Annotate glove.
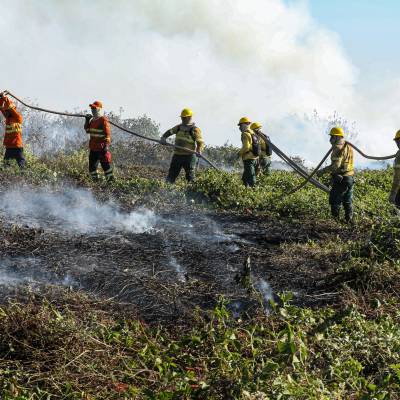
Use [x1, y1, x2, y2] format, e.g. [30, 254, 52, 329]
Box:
[85, 114, 92, 122]
[103, 143, 110, 153]
[160, 136, 167, 144]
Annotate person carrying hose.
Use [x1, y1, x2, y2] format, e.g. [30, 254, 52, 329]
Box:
[250, 122, 272, 176]
[84, 101, 114, 182]
[160, 108, 204, 184]
[0, 92, 25, 168]
[316, 127, 355, 223]
[238, 117, 259, 187]
[389, 130, 400, 208]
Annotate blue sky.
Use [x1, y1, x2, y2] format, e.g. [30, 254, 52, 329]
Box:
[309, 0, 400, 81]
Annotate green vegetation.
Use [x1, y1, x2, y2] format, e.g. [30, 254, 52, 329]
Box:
[0, 148, 399, 399]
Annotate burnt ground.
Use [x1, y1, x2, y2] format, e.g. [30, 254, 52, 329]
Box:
[0, 181, 348, 323]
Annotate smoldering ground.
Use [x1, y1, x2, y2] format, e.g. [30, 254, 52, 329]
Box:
[0, 184, 346, 321]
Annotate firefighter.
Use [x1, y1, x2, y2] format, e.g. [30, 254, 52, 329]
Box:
[0, 92, 25, 168]
[316, 127, 355, 222]
[160, 108, 204, 184]
[389, 130, 400, 208]
[250, 122, 272, 176]
[238, 117, 258, 187]
[84, 101, 114, 181]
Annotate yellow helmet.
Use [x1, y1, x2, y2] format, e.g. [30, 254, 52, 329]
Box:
[329, 127, 345, 137]
[180, 108, 193, 118]
[394, 130, 400, 141]
[238, 117, 251, 126]
[250, 122, 262, 130]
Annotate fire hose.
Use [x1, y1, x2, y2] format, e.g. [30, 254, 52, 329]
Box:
[4, 91, 219, 170]
[278, 142, 397, 197]
[257, 132, 330, 193]
[3, 91, 397, 196]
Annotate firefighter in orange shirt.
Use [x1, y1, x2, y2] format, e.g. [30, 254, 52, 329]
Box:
[0, 92, 26, 168]
[84, 101, 114, 181]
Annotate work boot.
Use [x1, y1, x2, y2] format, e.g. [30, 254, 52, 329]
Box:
[331, 206, 340, 221]
[344, 204, 353, 224]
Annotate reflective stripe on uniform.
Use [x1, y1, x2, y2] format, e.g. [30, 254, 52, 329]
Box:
[88, 128, 104, 132]
[88, 128, 105, 137]
[5, 123, 22, 133]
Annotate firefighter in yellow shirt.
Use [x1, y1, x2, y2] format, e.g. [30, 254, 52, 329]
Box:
[316, 127, 355, 222]
[161, 108, 204, 183]
[238, 117, 258, 187]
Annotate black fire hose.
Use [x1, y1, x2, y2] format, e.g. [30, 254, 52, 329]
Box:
[257, 132, 330, 193]
[347, 142, 396, 161]
[285, 148, 333, 196]
[5, 91, 219, 170]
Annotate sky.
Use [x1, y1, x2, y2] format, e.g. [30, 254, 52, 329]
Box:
[1, 0, 399, 164]
[309, 0, 400, 81]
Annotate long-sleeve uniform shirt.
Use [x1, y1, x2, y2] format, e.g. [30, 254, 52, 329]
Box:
[319, 141, 354, 176]
[162, 124, 204, 156]
[0, 98, 23, 148]
[390, 151, 400, 198]
[84, 116, 111, 152]
[239, 129, 258, 161]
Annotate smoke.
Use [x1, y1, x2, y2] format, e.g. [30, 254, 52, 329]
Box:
[1, 0, 398, 164]
[0, 187, 156, 234]
[0, 257, 77, 288]
[255, 278, 274, 312]
[168, 257, 187, 283]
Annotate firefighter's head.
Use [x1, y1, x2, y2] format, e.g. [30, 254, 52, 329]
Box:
[180, 108, 193, 125]
[89, 101, 103, 118]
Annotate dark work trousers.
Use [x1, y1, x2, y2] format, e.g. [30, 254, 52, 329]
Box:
[4, 148, 26, 168]
[396, 188, 400, 209]
[329, 175, 354, 221]
[89, 150, 114, 181]
[166, 154, 197, 183]
[242, 159, 257, 187]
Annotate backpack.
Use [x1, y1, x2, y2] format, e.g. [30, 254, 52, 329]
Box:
[251, 132, 261, 157]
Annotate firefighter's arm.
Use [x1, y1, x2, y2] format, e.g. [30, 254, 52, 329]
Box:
[84, 115, 92, 132]
[7, 107, 23, 123]
[317, 147, 342, 176]
[194, 127, 204, 153]
[0, 96, 18, 117]
[161, 126, 178, 143]
[329, 154, 343, 175]
[239, 132, 251, 156]
[104, 118, 111, 144]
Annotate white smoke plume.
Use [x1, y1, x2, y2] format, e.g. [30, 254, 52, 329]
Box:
[1, 0, 398, 164]
[0, 187, 156, 234]
[255, 278, 274, 312]
[0, 257, 77, 287]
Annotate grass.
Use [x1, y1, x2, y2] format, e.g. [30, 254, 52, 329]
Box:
[0, 148, 399, 399]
